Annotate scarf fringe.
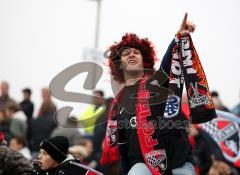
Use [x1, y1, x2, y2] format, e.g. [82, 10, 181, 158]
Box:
[100, 146, 119, 165]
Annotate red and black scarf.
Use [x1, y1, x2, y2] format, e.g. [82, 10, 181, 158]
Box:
[100, 34, 217, 174]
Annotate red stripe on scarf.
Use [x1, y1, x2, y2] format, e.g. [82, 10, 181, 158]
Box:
[136, 76, 164, 175]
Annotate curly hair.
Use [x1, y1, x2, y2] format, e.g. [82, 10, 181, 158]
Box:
[108, 33, 157, 83]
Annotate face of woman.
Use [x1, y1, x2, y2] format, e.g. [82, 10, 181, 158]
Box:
[38, 149, 58, 170]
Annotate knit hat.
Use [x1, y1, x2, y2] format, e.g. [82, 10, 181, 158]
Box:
[40, 136, 69, 163]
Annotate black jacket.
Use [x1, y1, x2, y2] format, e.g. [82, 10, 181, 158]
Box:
[32, 158, 94, 175]
[0, 142, 32, 175]
[19, 100, 34, 120]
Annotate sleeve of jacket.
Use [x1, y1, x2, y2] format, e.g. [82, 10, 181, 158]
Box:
[159, 38, 176, 76]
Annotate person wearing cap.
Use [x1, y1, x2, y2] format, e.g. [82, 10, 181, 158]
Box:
[33, 136, 102, 175]
[0, 132, 32, 175]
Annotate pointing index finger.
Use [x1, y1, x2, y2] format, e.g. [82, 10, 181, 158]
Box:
[181, 13, 188, 26]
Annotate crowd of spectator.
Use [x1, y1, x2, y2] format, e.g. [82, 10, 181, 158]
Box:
[0, 80, 240, 174]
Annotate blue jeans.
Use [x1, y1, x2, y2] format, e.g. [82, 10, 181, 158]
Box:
[128, 162, 195, 175]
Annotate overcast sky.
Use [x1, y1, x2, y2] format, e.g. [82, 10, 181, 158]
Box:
[0, 0, 239, 116]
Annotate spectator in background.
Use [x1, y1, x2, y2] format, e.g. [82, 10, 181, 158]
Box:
[50, 116, 84, 146]
[29, 101, 57, 157]
[9, 136, 32, 160]
[19, 88, 34, 150]
[32, 136, 99, 175]
[76, 139, 96, 169]
[69, 145, 89, 162]
[19, 88, 34, 120]
[80, 139, 93, 159]
[0, 132, 32, 175]
[188, 125, 212, 175]
[69, 138, 94, 165]
[6, 103, 27, 138]
[211, 91, 229, 112]
[208, 155, 239, 175]
[0, 108, 12, 142]
[78, 90, 106, 137]
[188, 124, 240, 175]
[38, 87, 56, 117]
[0, 81, 17, 110]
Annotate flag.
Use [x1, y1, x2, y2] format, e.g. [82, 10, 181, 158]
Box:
[199, 110, 240, 167]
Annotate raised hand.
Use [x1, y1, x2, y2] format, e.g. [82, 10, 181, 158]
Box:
[178, 13, 196, 37]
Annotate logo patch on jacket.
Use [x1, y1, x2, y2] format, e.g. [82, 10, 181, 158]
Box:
[145, 149, 167, 174]
[188, 82, 209, 108]
[164, 95, 180, 118]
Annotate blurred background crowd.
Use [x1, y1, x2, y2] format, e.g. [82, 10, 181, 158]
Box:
[0, 80, 240, 175]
